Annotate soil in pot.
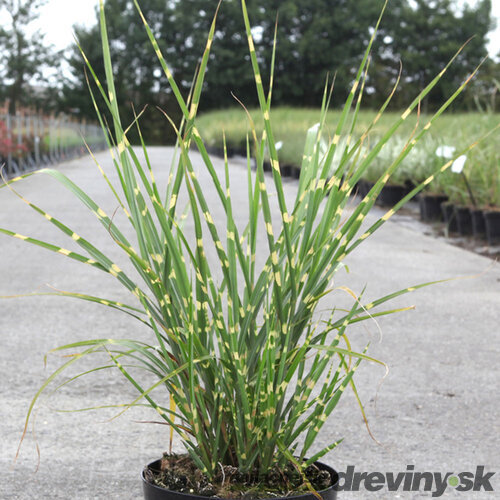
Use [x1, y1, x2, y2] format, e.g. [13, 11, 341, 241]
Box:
[441, 203, 458, 234]
[454, 206, 473, 236]
[470, 208, 486, 239]
[484, 210, 500, 246]
[143, 454, 338, 500]
[419, 194, 448, 222]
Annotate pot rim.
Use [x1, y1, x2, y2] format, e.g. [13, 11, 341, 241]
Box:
[142, 458, 339, 500]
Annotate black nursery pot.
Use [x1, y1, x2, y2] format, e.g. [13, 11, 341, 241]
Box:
[280, 164, 293, 177]
[419, 194, 448, 222]
[470, 208, 486, 238]
[454, 206, 473, 236]
[358, 180, 374, 199]
[142, 460, 339, 500]
[376, 184, 407, 207]
[484, 210, 500, 246]
[206, 145, 225, 158]
[291, 165, 301, 179]
[441, 203, 458, 234]
[355, 179, 367, 198]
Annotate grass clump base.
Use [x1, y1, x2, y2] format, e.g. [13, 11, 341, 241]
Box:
[145, 454, 332, 498]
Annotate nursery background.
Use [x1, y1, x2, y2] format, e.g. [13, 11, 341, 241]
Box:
[1, 1, 500, 499]
[0, 1, 498, 135]
[1, 0, 498, 208]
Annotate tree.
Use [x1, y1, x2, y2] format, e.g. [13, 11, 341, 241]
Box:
[258, 0, 387, 107]
[170, 0, 260, 110]
[63, 0, 181, 143]
[0, 0, 61, 113]
[63, 0, 495, 145]
[370, 0, 494, 111]
[63, 0, 259, 143]
[461, 56, 500, 112]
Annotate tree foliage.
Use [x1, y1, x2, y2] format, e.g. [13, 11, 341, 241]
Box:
[62, 0, 174, 143]
[0, 0, 61, 113]
[258, 0, 386, 106]
[370, 0, 494, 111]
[62, 0, 495, 143]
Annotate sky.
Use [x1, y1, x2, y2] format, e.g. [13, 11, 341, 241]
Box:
[5, 0, 500, 57]
[32, 0, 98, 49]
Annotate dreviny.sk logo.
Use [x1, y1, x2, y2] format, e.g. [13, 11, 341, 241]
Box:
[337, 465, 495, 497]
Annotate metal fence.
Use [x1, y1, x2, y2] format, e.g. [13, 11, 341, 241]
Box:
[0, 103, 106, 179]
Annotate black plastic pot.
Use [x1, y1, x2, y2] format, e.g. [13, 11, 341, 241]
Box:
[454, 206, 473, 236]
[206, 146, 225, 158]
[404, 179, 417, 196]
[231, 146, 247, 157]
[484, 210, 500, 246]
[263, 160, 272, 172]
[358, 180, 374, 199]
[441, 203, 458, 234]
[142, 459, 339, 500]
[376, 183, 407, 207]
[280, 164, 293, 177]
[470, 208, 486, 239]
[291, 165, 301, 179]
[354, 180, 363, 198]
[419, 194, 448, 222]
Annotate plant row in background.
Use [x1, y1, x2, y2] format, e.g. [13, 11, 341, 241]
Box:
[197, 107, 500, 245]
[0, 101, 106, 179]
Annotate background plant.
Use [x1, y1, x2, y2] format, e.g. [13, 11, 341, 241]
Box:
[361, 136, 416, 185]
[0, 119, 28, 159]
[196, 109, 498, 183]
[1, 0, 492, 483]
[467, 144, 500, 208]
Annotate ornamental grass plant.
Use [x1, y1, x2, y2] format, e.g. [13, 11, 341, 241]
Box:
[0, 0, 495, 492]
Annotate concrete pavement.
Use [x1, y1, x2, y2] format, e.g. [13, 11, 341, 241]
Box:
[1, 147, 499, 499]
